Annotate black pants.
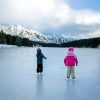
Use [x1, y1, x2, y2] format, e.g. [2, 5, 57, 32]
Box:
[37, 64, 43, 73]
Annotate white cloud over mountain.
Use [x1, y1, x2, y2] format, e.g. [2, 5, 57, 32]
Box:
[0, 0, 100, 35]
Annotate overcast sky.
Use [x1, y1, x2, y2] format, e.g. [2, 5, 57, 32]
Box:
[0, 0, 100, 36]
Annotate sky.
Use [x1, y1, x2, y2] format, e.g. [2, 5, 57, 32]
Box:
[0, 0, 100, 36]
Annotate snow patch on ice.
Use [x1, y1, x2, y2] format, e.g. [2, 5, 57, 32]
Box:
[98, 45, 100, 48]
[0, 44, 17, 48]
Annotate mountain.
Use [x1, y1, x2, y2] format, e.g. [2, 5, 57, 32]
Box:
[1, 24, 99, 44]
[44, 33, 75, 44]
[0, 24, 53, 43]
[0, 24, 75, 44]
[51, 29, 100, 43]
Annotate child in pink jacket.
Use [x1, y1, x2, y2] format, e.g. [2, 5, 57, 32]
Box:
[64, 47, 78, 79]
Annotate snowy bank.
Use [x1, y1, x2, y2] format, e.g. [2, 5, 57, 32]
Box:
[0, 44, 17, 48]
[98, 45, 100, 48]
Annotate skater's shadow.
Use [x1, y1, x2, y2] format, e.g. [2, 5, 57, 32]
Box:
[36, 74, 43, 95]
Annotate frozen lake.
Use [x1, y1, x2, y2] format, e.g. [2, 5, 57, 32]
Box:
[0, 47, 100, 100]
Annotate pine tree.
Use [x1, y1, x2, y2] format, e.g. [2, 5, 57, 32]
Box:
[0, 30, 6, 44]
[5, 34, 12, 45]
[15, 36, 22, 46]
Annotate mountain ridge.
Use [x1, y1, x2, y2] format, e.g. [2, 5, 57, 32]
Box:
[0, 24, 100, 44]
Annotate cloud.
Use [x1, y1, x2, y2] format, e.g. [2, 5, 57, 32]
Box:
[74, 10, 100, 26]
[0, 0, 100, 35]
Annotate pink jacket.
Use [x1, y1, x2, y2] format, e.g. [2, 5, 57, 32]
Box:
[64, 47, 78, 67]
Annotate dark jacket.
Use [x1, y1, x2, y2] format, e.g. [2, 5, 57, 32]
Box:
[36, 49, 47, 64]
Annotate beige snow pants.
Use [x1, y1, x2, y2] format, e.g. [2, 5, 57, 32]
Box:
[67, 67, 75, 78]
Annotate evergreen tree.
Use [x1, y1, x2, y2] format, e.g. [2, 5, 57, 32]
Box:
[0, 30, 6, 44]
[61, 37, 100, 48]
[5, 34, 12, 45]
[15, 36, 22, 46]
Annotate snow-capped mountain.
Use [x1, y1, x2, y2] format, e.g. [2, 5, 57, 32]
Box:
[0, 24, 75, 44]
[2, 24, 99, 44]
[0, 24, 53, 43]
[44, 33, 75, 44]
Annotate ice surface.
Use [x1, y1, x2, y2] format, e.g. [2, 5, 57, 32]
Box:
[0, 47, 100, 100]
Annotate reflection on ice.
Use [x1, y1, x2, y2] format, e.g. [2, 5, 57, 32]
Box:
[36, 74, 43, 95]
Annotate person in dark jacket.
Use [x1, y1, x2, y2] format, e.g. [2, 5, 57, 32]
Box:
[36, 48, 47, 73]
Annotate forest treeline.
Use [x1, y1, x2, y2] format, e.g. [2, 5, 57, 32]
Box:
[0, 30, 100, 48]
[61, 37, 100, 48]
[0, 30, 58, 47]
[0, 30, 33, 47]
